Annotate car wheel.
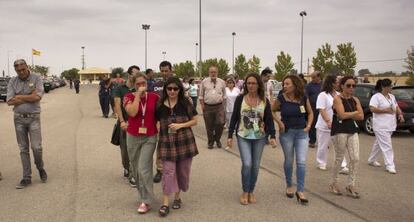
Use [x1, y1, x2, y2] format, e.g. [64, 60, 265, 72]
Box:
[363, 114, 374, 136]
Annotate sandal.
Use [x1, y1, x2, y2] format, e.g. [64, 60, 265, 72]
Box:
[240, 194, 248, 205]
[329, 184, 342, 196]
[172, 199, 182, 209]
[159, 205, 170, 217]
[248, 193, 257, 204]
[345, 185, 360, 199]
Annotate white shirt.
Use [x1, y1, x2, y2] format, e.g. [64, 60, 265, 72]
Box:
[315, 91, 339, 131]
[267, 80, 282, 101]
[225, 87, 240, 113]
[370, 92, 398, 132]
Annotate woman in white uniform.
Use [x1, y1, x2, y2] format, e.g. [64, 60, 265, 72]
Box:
[368, 79, 404, 174]
[225, 77, 241, 128]
[315, 75, 348, 172]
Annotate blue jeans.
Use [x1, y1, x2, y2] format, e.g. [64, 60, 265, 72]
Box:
[237, 136, 266, 193]
[279, 129, 309, 192]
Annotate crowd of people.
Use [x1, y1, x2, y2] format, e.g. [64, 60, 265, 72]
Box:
[2, 58, 405, 218]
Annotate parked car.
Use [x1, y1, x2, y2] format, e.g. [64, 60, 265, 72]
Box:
[0, 77, 10, 102]
[354, 83, 414, 135]
[392, 85, 414, 100]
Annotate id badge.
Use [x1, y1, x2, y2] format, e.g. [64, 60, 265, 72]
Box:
[138, 127, 147, 134]
[300, 105, 306, 113]
[168, 128, 177, 134]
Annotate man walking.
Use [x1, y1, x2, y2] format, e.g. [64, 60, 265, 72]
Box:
[74, 78, 80, 94]
[199, 65, 226, 149]
[7, 59, 47, 189]
[113, 65, 140, 187]
[305, 71, 322, 148]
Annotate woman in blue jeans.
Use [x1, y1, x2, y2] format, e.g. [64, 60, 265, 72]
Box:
[272, 74, 313, 205]
[227, 73, 277, 205]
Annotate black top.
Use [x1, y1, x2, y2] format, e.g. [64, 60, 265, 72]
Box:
[278, 94, 308, 130]
[155, 99, 198, 121]
[228, 95, 276, 139]
[331, 97, 359, 135]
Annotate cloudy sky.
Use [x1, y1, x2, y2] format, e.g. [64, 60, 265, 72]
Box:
[0, 0, 413, 77]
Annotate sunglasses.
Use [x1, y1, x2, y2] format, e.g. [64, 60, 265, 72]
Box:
[345, 84, 356, 88]
[167, 87, 179, 91]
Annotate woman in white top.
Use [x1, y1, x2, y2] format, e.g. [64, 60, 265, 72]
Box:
[368, 79, 404, 174]
[315, 75, 348, 171]
[225, 77, 241, 128]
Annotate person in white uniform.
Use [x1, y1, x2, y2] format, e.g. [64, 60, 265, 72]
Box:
[225, 76, 241, 128]
[315, 75, 348, 172]
[368, 79, 404, 174]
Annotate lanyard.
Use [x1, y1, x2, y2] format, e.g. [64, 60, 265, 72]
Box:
[381, 93, 393, 107]
[140, 93, 148, 126]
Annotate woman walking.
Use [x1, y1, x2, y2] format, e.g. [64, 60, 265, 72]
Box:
[225, 76, 241, 128]
[124, 73, 159, 214]
[330, 76, 364, 198]
[315, 75, 348, 171]
[156, 77, 199, 217]
[188, 79, 199, 110]
[367, 79, 404, 174]
[272, 74, 313, 205]
[227, 73, 277, 205]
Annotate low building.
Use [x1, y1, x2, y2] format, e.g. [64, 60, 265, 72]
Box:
[78, 67, 110, 84]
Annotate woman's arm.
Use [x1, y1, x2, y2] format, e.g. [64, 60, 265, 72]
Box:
[264, 99, 276, 139]
[125, 93, 141, 117]
[352, 97, 364, 121]
[333, 96, 358, 120]
[304, 99, 313, 132]
[228, 95, 242, 138]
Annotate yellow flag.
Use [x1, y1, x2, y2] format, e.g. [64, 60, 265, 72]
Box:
[32, 49, 41, 56]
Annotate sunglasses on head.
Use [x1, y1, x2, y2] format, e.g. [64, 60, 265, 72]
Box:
[167, 87, 179, 91]
[345, 84, 356, 88]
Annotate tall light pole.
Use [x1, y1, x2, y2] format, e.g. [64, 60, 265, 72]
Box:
[142, 24, 150, 70]
[299, 10, 307, 75]
[199, 0, 202, 77]
[7, 50, 12, 76]
[232, 32, 236, 74]
[162, 51, 166, 60]
[81, 46, 85, 70]
[195, 43, 198, 76]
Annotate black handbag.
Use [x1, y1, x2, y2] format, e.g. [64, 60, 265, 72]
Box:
[110, 121, 121, 146]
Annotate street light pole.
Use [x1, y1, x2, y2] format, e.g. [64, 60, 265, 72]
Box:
[81, 46, 85, 70]
[199, 0, 202, 77]
[232, 32, 236, 74]
[162, 51, 166, 60]
[142, 24, 150, 70]
[299, 11, 307, 75]
[7, 50, 12, 76]
[195, 43, 198, 75]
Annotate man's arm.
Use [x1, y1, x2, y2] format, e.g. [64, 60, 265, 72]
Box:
[199, 81, 205, 110]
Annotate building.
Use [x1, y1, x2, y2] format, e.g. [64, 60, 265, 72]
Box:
[78, 67, 110, 84]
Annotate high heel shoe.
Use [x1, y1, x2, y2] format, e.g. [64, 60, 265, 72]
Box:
[295, 192, 309, 205]
[286, 187, 294, 198]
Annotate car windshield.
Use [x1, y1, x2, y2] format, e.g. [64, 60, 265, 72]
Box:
[392, 89, 412, 100]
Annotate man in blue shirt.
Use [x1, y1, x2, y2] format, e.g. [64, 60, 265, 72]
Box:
[305, 71, 322, 148]
[146, 68, 155, 92]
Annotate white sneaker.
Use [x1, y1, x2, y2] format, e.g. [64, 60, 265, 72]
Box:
[368, 161, 382, 167]
[317, 165, 327, 171]
[339, 167, 349, 175]
[386, 167, 397, 174]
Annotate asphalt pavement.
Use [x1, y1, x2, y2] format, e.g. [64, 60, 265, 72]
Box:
[0, 85, 413, 222]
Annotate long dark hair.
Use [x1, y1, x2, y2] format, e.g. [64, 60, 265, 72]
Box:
[282, 74, 305, 101]
[375, 78, 392, 92]
[321, 74, 337, 93]
[243, 73, 265, 102]
[159, 77, 192, 115]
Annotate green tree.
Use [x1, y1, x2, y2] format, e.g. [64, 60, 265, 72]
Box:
[60, 68, 79, 80]
[29, 65, 49, 76]
[173, 61, 195, 79]
[358, 69, 371, 76]
[274, 51, 294, 81]
[217, 58, 230, 78]
[111, 67, 124, 78]
[234, 54, 249, 78]
[197, 58, 230, 78]
[312, 43, 335, 77]
[335, 42, 357, 75]
[248, 55, 261, 73]
[404, 46, 414, 85]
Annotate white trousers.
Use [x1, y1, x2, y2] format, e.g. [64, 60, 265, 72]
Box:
[368, 131, 395, 168]
[316, 129, 347, 168]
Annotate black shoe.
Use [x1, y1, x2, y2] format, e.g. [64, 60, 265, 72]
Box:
[39, 169, 47, 182]
[129, 177, 137, 188]
[16, 179, 32, 189]
[123, 169, 129, 178]
[295, 192, 309, 205]
[216, 141, 222, 148]
[153, 170, 162, 183]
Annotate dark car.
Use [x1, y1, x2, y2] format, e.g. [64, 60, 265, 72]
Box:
[354, 84, 414, 135]
[392, 85, 414, 100]
[0, 77, 10, 102]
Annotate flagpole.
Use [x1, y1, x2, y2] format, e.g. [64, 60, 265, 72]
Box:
[31, 51, 34, 67]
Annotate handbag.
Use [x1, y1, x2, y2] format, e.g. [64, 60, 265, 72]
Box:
[110, 121, 121, 146]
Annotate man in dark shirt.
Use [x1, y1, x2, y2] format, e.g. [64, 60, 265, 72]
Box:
[99, 77, 111, 118]
[146, 68, 155, 92]
[305, 71, 322, 148]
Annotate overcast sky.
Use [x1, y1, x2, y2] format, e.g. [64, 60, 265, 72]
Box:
[0, 0, 413, 77]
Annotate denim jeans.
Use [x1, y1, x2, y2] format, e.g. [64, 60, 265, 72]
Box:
[237, 136, 266, 193]
[279, 128, 309, 192]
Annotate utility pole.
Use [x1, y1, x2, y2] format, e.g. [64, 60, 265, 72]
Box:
[81, 46, 85, 70]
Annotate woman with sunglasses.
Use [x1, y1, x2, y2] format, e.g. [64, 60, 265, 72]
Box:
[156, 77, 198, 217]
[227, 73, 277, 205]
[330, 76, 364, 198]
[367, 79, 404, 174]
[225, 76, 241, 129]
[124, 73, 159, 214]
[272, 74, 313, 205]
